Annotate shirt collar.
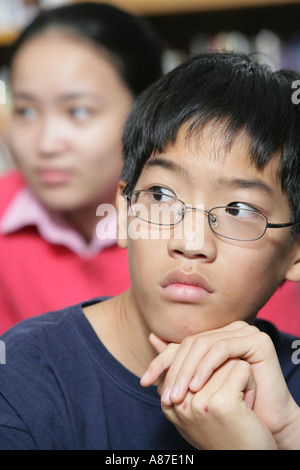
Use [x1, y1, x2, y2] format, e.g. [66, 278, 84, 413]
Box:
[0, 186, 117, 257]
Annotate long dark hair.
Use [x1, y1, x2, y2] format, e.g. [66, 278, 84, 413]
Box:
[10, 2, 163, 97]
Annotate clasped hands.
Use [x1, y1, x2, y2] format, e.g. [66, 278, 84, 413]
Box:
[140, 321, 300, 450]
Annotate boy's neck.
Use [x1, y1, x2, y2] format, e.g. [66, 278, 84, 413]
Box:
[83, 290, 158, 379]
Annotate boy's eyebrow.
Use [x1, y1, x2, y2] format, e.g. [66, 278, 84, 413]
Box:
[144, 158, 273, 194]
[144, 157, 189, 176]
[216, 176, 273, 194]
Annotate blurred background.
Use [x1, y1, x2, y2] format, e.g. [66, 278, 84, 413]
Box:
[1, 0, 300, 171]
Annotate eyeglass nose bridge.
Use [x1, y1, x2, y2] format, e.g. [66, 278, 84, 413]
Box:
[179, 205, 219, 232]
[180, 204, 210, 218]
[178, 204, 211, 223]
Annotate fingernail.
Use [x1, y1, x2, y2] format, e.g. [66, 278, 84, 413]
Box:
[190, 376, 200, 390]
[161, 388, 171, 404]
[140, 371, 149, 385]
[170, 385, 179, 400]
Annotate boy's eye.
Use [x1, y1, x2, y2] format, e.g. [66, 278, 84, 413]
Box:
[149, 186, 176, 203]
[225, 202, 259, 218]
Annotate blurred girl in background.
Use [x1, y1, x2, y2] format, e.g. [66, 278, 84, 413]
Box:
[0, 2, 162, 333]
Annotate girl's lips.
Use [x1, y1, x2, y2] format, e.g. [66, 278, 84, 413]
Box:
[161, 270, 213, 303]
[38, 169, 72, 185]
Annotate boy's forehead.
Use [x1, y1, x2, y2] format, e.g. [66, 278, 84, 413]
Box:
[141, 125, 283, 194]
[144, 125, 251, 172]
[147, 122, 253, 165]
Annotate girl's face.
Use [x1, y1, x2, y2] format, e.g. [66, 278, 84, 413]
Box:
[8, 32, 133, 211]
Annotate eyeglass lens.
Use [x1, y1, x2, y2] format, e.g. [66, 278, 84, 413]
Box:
[131, 191, 267, 241]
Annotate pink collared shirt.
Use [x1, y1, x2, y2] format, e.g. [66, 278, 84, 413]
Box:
[0, 186, 117, 257]
[0, 171, 130, 334]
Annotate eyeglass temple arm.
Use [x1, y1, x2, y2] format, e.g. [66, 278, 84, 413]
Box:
[267, 221, 300, 228]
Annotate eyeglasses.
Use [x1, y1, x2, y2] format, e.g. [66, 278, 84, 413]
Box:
[123, 189, 300, 242]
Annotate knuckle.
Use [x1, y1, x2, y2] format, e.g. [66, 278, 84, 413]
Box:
[230, 320, 248, 329]
[191, 393, 208, 416]
[161, 403, 177, 421]
[193, 335, 202, 346]
[181, 335, 195, 349]
[256, 331, 275, 351]
[191, 390, 226, 418]
[245, 324, 260, 335]
[236, 359, 252, 375]
[191, 393, 234, 419]
[192, 335, 206, 351]
[166, 342, 179, 354]
[257, 330, 271, 342]
[209, 392, 230, 416]
[231, 321, 259, 335]
[211, 339, 230, 358]
[214, 339, 229, 352]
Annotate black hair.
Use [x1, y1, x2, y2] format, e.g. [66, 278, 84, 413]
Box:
[121, 52, 300, 236]
[10, 2, 163, 97]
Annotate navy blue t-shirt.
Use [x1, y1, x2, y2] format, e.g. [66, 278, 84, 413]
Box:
[0, 297, 299, 450]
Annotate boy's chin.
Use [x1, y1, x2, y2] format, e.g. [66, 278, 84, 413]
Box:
[153, 324, 209, 344]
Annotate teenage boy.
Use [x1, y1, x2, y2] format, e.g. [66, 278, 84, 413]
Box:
[0, 52, 300, 450]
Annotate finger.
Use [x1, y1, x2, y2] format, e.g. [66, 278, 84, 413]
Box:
[163, 326, 247, 404]
[164, 360, 239, 424]
[145, 323, 257, 397]
[140, 342, 179, 387]
[208, 360, 256, 412]
[160, 337, 199, 405]
[188, 330, 270, 393]
[195, 320, 252, 337]
[166, 337, 209, 404]
[166, 360, 276, 451]
[148, 333, 169, 353]
[169, 325, 259, 401]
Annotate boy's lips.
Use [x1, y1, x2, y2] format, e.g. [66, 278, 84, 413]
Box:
[160, 270, 213, 303]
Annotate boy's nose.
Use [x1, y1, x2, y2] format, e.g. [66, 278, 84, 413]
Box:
[167, 210, 217, 261]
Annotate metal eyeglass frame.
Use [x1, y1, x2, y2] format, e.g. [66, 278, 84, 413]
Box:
[122, 189, 300, 242]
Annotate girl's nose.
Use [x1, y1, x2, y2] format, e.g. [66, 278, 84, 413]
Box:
[37, 116, 67, 156]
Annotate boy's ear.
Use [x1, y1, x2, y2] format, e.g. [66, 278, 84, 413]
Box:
[284, 236, 300, 282]
[115, 181, 128, 249]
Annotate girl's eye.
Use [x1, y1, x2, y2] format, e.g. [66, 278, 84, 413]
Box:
[14, 107, 38, 120]
[149, 186, 176, 203]
[225, 202, 259, 218]
[71, 107, 91, 120]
